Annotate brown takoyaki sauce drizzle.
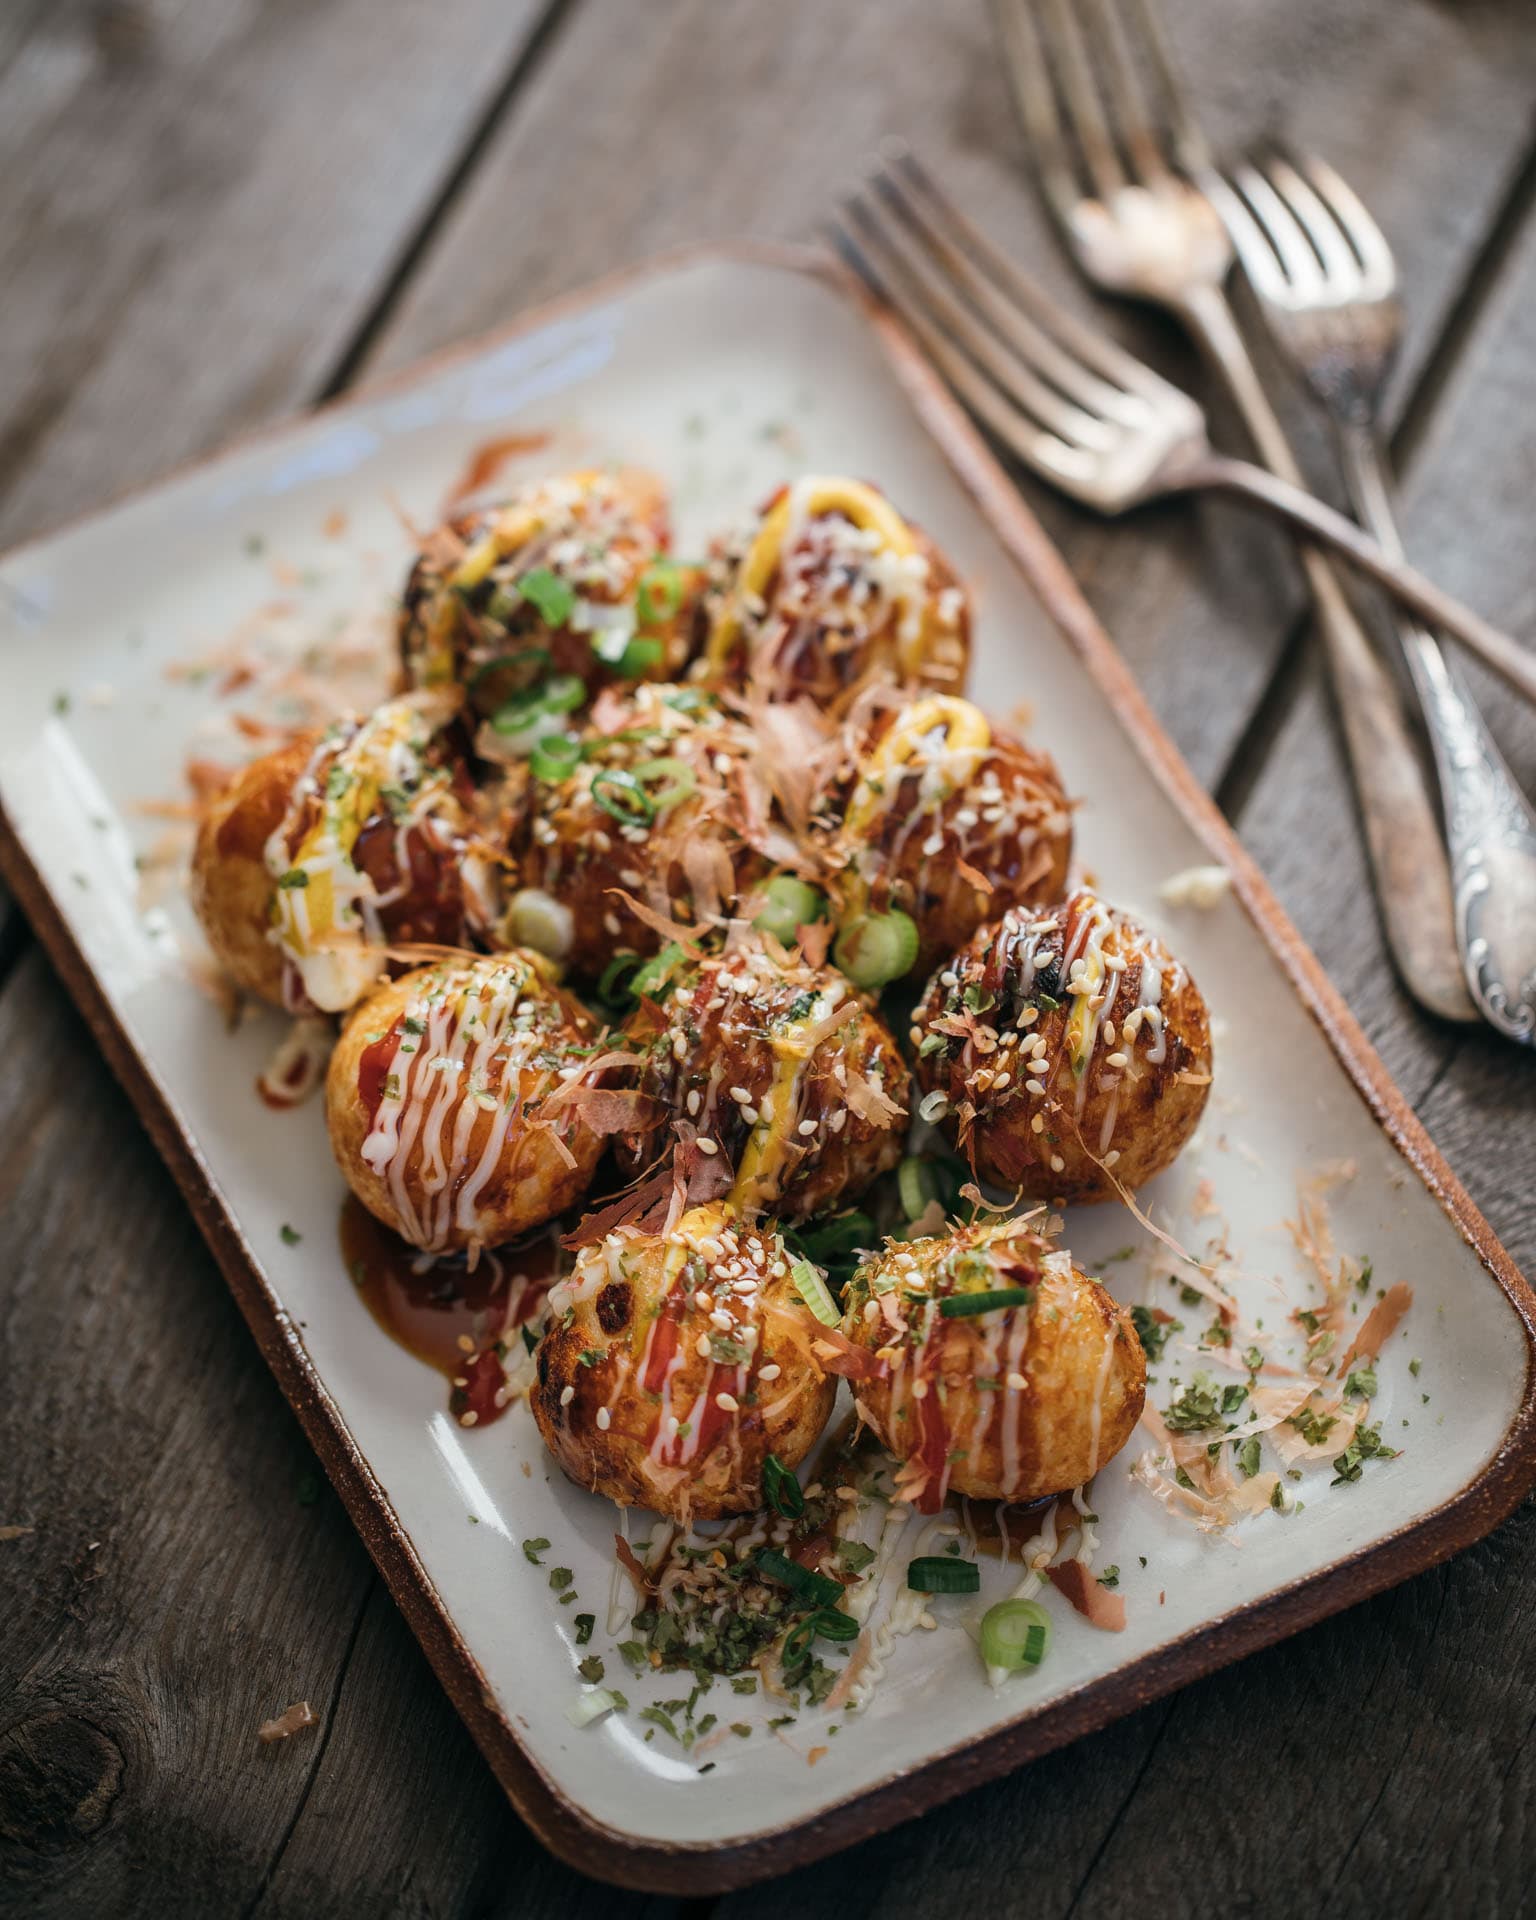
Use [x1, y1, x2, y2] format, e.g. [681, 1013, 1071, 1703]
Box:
[340, 1195, 559, 1426]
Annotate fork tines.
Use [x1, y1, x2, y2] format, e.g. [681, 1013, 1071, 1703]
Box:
[1221, 148, 1398, 307]
[833, 148, 1199, 502]
[993, 0, 1212, 214]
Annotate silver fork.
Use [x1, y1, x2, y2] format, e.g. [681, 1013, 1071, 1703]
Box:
[993, 0, 1478, 1024]
[1218, 148, 1536, 1041]
[832, 159, 1532, 682]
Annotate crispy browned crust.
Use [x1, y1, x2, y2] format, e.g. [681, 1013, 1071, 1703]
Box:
[842, 1220, 1146, 1504]
[913, 891, 1212, 1204]
[824, 725, 1073, 976]
[188, 733, 320, 1006]
[616, 943, 911, 1223]
[697, 500, 971, 708]
[398, 470, 701, 715]
[325, 954, 604, 1253]
[530, 1213, 835, 1521]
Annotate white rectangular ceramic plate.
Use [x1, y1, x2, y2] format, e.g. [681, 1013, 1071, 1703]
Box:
[2, 248, 1533, 1893]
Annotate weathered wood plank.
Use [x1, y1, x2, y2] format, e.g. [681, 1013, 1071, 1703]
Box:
[726, 135, 1536, 1920]
[363, 0, 1536, 788]
[0, 0, 556, 551]
[5, 0, 1536, 1912]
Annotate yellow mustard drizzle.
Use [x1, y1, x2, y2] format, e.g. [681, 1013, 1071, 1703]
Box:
[727, 992, 843, 1213]
[414, 471, 605, 685]
[268, 690, 456, 1010]
[704, 476, 919, 671]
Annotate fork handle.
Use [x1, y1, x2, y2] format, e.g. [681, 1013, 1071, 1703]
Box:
[1177, 451, 1536, 709]
[1338, 423, 1536, 1046]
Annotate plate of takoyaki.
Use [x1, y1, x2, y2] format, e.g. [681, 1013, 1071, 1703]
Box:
[2, 248, 1532, 1892]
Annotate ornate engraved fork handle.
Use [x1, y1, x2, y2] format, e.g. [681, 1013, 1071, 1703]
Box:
[1339, 424, 1536, 1046]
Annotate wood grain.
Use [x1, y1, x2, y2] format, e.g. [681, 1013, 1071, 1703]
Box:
[363, 0, 1536, 788]
[0, 0, 556, 551]
[3, 0, 1536, 1910]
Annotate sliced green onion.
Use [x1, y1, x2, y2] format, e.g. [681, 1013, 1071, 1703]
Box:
[596, 954, 643, 1007]
[482, 585, 522, 626]
[636, 557, 685, 627]
[630, 941, 686, 1000]
[632, 756, 696, 816]
[591, 769, 656, 826]
[540, 672, 586, 715]
[613, 635, 665, 677]
[791, 1257, 840, 1327]
[762, 1453, 805, 1519]
[565, 1686, 624, 1727]
[907, 1556, 981, 1594]
[518, 567, 577, 627]
[834, 909, 920, 990]
[754, 875, 827, 946]
[755, 1549, 843, 1608]
[782, 1616, 817, 1667]
[979, 1598, 1051, 1671]
[809, 1607, 860, 1642]
[938, 1287, 1034, 1319]
[491, 684, 551, 733]
[898, 1156, 939, 1221]
[794, 1211, 874, 1266]
[505, 887, 573, 959]
[529, 734, 582, 783]
[468, 647, 550, 694]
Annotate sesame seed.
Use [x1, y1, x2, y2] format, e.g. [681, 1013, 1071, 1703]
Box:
[559, 1385, 575, 1406]
[828, 1110, 847, 1134]
[697, 1138, 719, 1156]
[759, 1363, 782, 1381]
[715, 1391, 740, 1413]
[696, 1333, 713, 1357]
[686, 1089, 701, 1116]
[1106, 1051, 1128, 1069]
[456, 1335, 475, 1353]
[460, 1410, 479, 1427]
[730, 1086, 752, 1103]
[1031, 1115, 1045, 1134]
[797, 1118, 818, 1137]
[1006, 1371, 1026, 1390]
[596, 1406, 611, 1431]
[1049, 1154, 1065, 1173]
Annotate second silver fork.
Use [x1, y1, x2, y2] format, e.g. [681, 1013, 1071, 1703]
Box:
[1218, 148, 1536, 1044]
[995, 0, 1480, 1025]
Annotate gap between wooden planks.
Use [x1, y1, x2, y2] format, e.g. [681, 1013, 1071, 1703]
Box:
[3, 0, 1536, 1914]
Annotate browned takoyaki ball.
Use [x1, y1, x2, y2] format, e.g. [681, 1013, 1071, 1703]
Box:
[326, 951, 604, 1255]
[190, 732, 318, 1006]
[616, 939, 911, 1224]
[398, 468, 701, 716]
[838, 1217, 1145, 1511]
[531, 1205, 835, 1521]
[189, 692, 513, 1014]
[507, 683, 769, 977]
[819, 695, 1072, 982]
[693, 476, 969, 708]
[913, 890, 1212, 1204]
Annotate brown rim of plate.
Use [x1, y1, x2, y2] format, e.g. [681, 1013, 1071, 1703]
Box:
[2, 241, 1534, 1896]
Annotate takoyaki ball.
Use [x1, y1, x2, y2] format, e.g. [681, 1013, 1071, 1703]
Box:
[398, 468, 702, 718]
[507, 683, 769, 977]
[694, 476, 969, 708]
[531, 1203, 835, 1521]
[839, 1217, 1146, 1511]
[326, 950, 603, 1255]
[190, 731, 319, 1006]
[913, 889, 1212, 1204]
[192, 690, 512, 1014]
[617, 940, 911, 1224]
[821, 695, 1072, 983]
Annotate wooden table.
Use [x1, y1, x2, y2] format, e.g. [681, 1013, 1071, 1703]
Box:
[3, 2, 1534, 1912]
